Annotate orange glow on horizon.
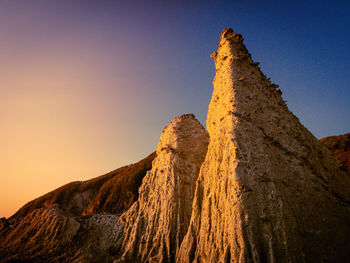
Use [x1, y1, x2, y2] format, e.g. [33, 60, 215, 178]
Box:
[0, 41, 161, 218]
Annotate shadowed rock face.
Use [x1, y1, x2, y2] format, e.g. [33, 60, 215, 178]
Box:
[116, 114, 209, 263]
[177, 28, 350, 263]
[321, 132, 350, 172]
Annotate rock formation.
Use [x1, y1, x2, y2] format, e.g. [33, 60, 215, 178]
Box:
[116, 114, 209, 263]
[177, 28, 350, 263]
[1, 28, 350, 263]
[321, 132, 350, 172]
[1, 206, 81, 262]
[0, 205, 123, 263]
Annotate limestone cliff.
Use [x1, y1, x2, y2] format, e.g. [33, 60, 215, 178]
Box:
[116, 114, 209, 263]
[177, 28, 350, 263]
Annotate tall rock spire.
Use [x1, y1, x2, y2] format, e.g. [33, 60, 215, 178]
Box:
[177, 28, 350, 262]
[116, 114, 209, 262]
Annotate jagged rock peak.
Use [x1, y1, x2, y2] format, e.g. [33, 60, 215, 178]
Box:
[210, 28, 248, 60]
[157, 114, 204, 154]
[177, 28, 350, 263]
[206, 27, 285, 137]
[116, 114, 209, 263]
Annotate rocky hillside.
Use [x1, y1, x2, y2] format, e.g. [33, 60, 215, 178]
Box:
[1, 28, 350, 263]
[0, 152, 155, 262]
[10, 152, 155, 222]
[321, 133, 350, 171]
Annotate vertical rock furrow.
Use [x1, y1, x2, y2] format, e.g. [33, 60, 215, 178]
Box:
[117, 114, 209, 263]
[177, 28, 350, 263]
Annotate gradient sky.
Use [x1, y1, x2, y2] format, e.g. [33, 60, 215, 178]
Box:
[1, 0, 349, 218]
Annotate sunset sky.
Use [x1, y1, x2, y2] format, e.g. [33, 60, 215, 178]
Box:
[1, 0, 349, 218]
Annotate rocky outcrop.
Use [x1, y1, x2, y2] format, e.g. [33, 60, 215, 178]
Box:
[177, 28, 350, 263]
[116, 114, 209, 263]
[1, 28, 350, 263]
[0, 206, 81, 262]
[0, 205, 122, 263]
[321, 132, 350, 172]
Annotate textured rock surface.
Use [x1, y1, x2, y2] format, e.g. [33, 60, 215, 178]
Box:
[1, 28, 350, 263]
[0, 206, 80, 262]
[321, 132, 350, 172]
[116, 114, 209, 263]
[0, 206, 121, 263]
[177, 28, 350, 263]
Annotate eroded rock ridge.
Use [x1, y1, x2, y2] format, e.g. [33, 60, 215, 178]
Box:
[116, 114, 209, 263]
[1, 29, 350, 263]
[177, 28, 350, 263]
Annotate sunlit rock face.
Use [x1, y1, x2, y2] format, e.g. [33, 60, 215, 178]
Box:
[177, 28, 350, 263]
[116, 114, 209, 263]
[1, 28, 350, 263]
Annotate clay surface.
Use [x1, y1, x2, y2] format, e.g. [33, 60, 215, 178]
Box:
[177, 28, 350, 263]
[116, 114, 209, 263]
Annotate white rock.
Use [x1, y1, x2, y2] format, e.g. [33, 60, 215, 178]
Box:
[116, 114, 209, 262]
[177, 28, 350, 263]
